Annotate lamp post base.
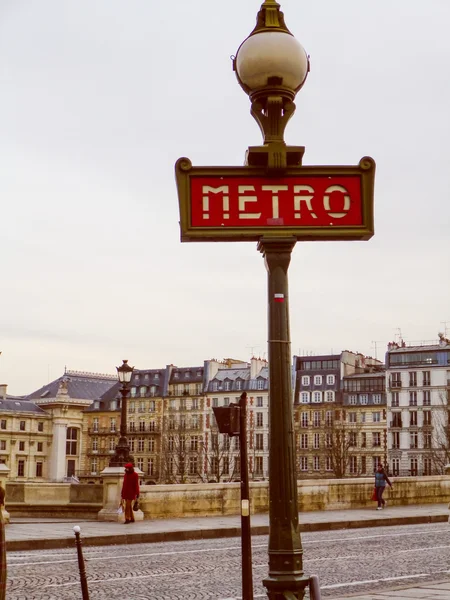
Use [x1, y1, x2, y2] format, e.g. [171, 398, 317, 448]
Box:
[109, 438, 134, 467]
[263, 575, 311, 600]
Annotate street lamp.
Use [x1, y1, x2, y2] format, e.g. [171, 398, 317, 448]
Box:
[175, 1, 375, 598]
[234, 2, 310, 599]
[109, 359, 134, 467]
[233, 0, 309, 170]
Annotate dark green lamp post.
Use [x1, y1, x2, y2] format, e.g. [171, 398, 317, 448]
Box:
[234, 2, 311, 599]
[109, 359, 135, 467]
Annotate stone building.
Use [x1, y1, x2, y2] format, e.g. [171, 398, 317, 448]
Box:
[204, 358, 269, 481]
[25, 371, 117, 481]
[293, 351, 384, 478]
[342, 370, 387, 476]
[386, 334, 450, 476]
[0, 384, 52, 480]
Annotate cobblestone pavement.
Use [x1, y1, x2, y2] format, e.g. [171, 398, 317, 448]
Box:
[6, 522, 450, 599]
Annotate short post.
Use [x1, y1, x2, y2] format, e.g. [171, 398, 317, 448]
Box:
[73, 526, 90, 600]
[213, 393, 254, 600]
[239, 392, 254, 600]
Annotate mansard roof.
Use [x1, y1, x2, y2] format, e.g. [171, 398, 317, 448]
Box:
[0, 398, 48, 414]
[26, 370, 117, 402]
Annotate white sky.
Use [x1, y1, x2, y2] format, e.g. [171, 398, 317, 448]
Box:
[1, 0, 449, 395]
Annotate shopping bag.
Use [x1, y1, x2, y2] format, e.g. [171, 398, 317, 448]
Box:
[371, 487, 377, 501]
[133, 499, 140, 512]
[117, 504, 123, 515]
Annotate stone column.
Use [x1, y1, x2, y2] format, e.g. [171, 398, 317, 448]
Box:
[0, 464, 10, 524]
[49, 420, 68, 481]
[98, 466, 144, 522]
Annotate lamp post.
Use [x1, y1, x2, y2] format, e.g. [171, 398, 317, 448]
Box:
[233, 3, 310, 599]
[175, 0, 375, 597]
[109, 359, 134, 467]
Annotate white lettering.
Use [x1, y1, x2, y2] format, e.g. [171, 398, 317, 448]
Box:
[323, 185, 350, 218]
[261, 185, 288, 219]
[238, 186, 261, 219]
[202, 186, 230, 220]
[294, 185, 318, 219]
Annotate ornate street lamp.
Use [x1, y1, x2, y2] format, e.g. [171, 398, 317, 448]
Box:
[234, 2, 311, 599]
[109, 359, 134, 467]
[233, 0, 309, 170]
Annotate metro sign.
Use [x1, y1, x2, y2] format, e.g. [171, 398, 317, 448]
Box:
[175, 156, 375, 242]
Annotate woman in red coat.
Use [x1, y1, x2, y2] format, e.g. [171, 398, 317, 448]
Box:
[121, 463, 139, 524]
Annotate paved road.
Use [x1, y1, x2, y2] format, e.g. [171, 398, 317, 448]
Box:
[6, 522, 450, 599]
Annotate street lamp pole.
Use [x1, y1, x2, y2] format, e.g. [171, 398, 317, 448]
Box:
[234, 2, 310, 598]
[110, 359, 135, 467]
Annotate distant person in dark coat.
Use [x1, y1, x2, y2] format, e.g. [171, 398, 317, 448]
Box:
[374, 463, 392, 510]
[121, 463, 140, 524]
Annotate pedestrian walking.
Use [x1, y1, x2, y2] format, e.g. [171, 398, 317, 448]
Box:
[374, 463, 392, 510]
[121, 463, 140, 524]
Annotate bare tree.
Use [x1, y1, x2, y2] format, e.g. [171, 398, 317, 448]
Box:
[425, 390, 450, 474]
[160, 423, 191, 484]
[324, 409, 361, 478]
[200, 428, 236, 482]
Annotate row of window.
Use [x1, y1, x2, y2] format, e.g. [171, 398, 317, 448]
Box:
[298, 410, 383, 426]
[16, 460, 44, 478]
[211, 380, 266, 392]
[128, 400, 157, 411]
[212, 396, 265, 408]
[391, 431, 432, 449]
[299, 360, 340, 370]
[300, 391, 335, 403]
[0, 420, 45, 432]
[168, 398, 200, 410]
[301, 375, 336, 386]
[0, 440, 44, 452]
[298, 431, 383, 450]
[299, 455, 382, 473]
[391, 391, 432, 406]
[390, 411, 432, 428]
[390, 371, 433, 387]
[347, 394, 383, 405]
[391, 457, 433, 476]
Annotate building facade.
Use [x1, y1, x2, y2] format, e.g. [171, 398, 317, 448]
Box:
[293, 352, 385, 478]
[204, 358, 269, 481]
[386, 334, 450, 476]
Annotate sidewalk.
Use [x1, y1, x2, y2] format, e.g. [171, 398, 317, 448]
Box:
[336, 580, 450, 599]
[4, 503, 448, 552]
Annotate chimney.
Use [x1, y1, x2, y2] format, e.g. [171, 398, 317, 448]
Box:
[0, 384, 7, 399]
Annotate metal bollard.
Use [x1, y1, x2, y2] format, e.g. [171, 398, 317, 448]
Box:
[309, 575, 321, 600]
[73, 526, 90, 600]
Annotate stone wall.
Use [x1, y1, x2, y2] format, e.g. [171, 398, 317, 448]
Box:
[4, 476, 450, 520]
[138, 476, 450, 519]
[6, 482, 103, 518]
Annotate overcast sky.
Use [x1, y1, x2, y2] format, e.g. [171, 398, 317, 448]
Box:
[1, 0, 449, 395]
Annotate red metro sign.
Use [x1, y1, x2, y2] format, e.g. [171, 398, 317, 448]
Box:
[175, 157, 375, 242]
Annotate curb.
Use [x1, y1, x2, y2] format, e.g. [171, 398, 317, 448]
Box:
[6, 513, 448, 552]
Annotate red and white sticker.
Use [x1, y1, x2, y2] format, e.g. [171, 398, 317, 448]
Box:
[274, 294, 285, 303]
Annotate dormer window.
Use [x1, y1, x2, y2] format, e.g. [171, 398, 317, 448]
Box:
[185, 372, 189, 378]
[197, 370, 202, 377]
[94, 401, 100, 410]
[224, 381, 231, 391]
[154, 373, 159, 380]
[212, 382, 218, 391]
[236, 380, 242, 390]
[257, 379, 264, 390]
[174, 372, 179, 379]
